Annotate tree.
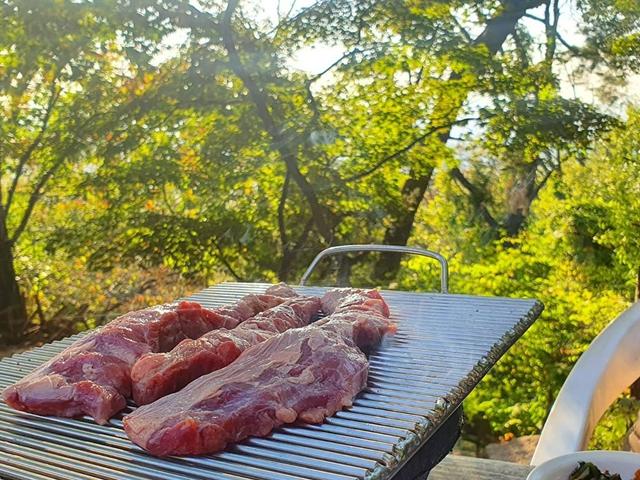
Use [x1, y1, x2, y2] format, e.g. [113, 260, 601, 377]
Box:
[383, 111, 639, 441]
[52, 0, 631, 290]
[286, 0, 633, 281]
[559, 107, 640, 296]
[1, 0, 108, 342]
[579, 0, 640, 72]
[0, 0, 170, 343]
[50, 0, 351, 284]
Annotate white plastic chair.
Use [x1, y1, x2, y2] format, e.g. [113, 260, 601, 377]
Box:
[531, 302, 640, 465]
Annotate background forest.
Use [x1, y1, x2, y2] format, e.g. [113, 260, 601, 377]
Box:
[1, 0, 640, 452]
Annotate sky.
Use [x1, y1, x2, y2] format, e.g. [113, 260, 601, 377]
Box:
[256, 0, 343, 75]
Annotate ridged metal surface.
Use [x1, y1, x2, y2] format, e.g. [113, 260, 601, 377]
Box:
[0, 282, 543, 480]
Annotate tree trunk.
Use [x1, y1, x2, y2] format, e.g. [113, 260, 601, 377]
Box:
[336, 255, 353, 287]
[278, 251, 293, 283]
[373, 0, 544, 281]
[373, 168, 434, 282]
[0, 221, 26, 345]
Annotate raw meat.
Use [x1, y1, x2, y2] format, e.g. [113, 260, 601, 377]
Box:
[123, 324, 368, 456]
[123, 287, 392, 456]
[319, 288, 395, 350]
[320, 287, 390, 317]
[131, 295, 322, 405]
[2, 284, 297, 424]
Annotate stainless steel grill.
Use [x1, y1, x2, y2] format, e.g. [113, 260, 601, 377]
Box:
[0, 282, 542, 480]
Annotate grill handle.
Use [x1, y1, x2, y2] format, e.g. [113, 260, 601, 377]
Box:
[300, 244, 449, 293]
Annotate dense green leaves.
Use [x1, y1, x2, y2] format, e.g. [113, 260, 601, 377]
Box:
[579, 0, 640, 71]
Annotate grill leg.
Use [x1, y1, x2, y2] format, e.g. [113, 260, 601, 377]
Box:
[392, 406, 464, 480]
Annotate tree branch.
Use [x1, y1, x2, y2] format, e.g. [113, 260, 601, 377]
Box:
[523, 13, 545, 22]
[220, 0, 334, 242]
[304, 82, 321, 127]
[293, 216, 314, 252]
[5, 90, 110, 245]
[450, 167, 499, 230]
[282, 0, 298, 22]
[438, 0, 546, 231]
[0, 160, 4, 207]
[100, 278, 158, 317]
[5, 79, 60, 214]
[161, 184, 177, 215]
[554, 29, 581, 56]
[473, 0, 546, 54]
[10, 154, 66, 244]
[307, 48, 362, 84]
[4, 66, 146, 247]
[452, 15, 473, 44]
[277, 214, 313, 282]
[342, 116, 483, 183]
[543, 0, 560, 63]
[533, 166, 554, 198]
[156, 1, 220, 33]
[104, 104, 180, 156]
[296, 75, 330, 148]
[277, 169, 291, 254]
[512, 29, 530, 67]
[212, 238, 244, 281]
[370, 0, 545, 266]
[533, 152, 561, 198]
[524, 12, 581, 56]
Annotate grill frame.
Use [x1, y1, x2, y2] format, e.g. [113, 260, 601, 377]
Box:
[0, 283, 543, 480]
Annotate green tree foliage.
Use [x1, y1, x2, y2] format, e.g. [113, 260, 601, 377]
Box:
[395, 109, 640, 442]
[50, 0, 630, 283]
[579, 0, 640, 71]
[473, 109, 640, 439]
[590, 393, 640, 451]
[0, 0, 180, 342]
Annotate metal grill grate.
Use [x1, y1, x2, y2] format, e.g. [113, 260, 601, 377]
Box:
[0, 282, 542, 480]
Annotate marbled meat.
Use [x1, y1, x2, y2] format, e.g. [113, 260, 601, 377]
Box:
[131, 295, 321, 405]
[2, 284, 297, 423]
[123, 287, 393, 455]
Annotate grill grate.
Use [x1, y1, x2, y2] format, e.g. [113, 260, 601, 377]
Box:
[0, 282, 542, 480]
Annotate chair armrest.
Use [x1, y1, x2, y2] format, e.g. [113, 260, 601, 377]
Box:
[531, 302, 640, 465]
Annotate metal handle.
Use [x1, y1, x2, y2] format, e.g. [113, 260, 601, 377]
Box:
[300, 244, 449, 293]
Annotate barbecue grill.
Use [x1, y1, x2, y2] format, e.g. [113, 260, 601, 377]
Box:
[0, 245, 543, 480]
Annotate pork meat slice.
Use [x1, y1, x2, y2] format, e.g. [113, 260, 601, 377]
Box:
[131, 295, 321, 405]
[123, 288, 392, 456]
[2, 284, 297, 424]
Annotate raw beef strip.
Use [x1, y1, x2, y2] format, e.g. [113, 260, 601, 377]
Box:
[131, 295, 321, 405]
[2, 284, 296, 424]
[318, 288, 395, 350]
[123, 288, 392, 456]
[320, 287, 390, 317]
[123, 325, 368, 456]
